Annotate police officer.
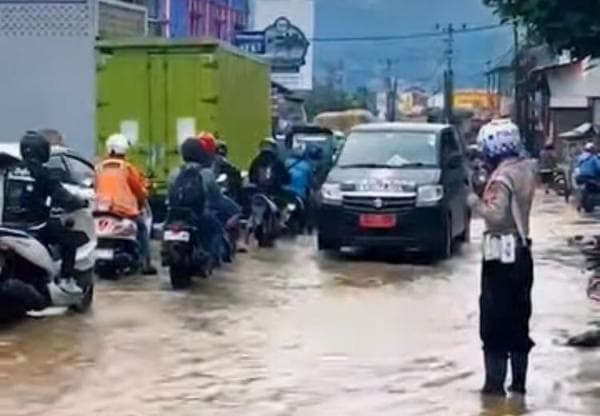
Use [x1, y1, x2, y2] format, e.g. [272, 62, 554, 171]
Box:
[468, 119, 537, 396]
[4, 131, 87, 287]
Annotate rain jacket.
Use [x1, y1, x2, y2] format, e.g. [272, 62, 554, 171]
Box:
[576, 151, 600, 178]
[95, 157, 148, 218]
[285, 156, 313, 200]
[471, 158, 537, 237]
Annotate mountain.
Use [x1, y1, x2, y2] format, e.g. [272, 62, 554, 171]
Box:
[314, 0, 513, 91]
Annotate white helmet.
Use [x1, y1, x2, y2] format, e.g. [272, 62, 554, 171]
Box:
[106, 133, 130, 155]
[477, 118, 521, 161]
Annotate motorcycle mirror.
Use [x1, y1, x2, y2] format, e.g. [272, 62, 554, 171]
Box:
[81, 177, 94, 188]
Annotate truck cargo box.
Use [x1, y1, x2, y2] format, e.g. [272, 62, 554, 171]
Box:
[96, 38, 271, 192]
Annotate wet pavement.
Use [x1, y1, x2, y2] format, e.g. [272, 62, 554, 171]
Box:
[0, 192, 599, 416]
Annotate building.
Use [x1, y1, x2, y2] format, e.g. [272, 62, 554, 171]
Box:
[168, 0, 249, 40]
[528, 57, 600, 152]
[98, 0, 149, 38]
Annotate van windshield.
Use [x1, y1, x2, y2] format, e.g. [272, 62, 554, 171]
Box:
[336, 130, 438, 168]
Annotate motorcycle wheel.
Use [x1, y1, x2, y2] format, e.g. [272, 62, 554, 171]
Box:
[255, 225, 275, 248]
[582, 192, 595, 213]
[170, 265, 192, 289]
[70, 270, 94, 313]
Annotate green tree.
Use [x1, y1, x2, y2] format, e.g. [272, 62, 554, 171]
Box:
[484, 0, 600, 58]
[305, 82, 372, 119]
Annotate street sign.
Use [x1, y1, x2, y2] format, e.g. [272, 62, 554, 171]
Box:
[234, 31, 266, 55]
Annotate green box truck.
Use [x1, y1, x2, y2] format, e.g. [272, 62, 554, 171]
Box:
[96, 38, 271, 193]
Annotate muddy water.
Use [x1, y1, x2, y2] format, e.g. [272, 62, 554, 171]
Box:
[0, 193, 599, 416]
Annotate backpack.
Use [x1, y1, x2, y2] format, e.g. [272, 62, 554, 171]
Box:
[168, 164, 205, 211]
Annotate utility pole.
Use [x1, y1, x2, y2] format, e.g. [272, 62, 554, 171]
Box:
[439, 23, 455, 124]
[513, 19, 521, 127]
[383, 58, 399, 122]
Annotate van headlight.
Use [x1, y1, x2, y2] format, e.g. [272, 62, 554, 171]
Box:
[321, 183, 343, 205]
[416, 185, 444, 207]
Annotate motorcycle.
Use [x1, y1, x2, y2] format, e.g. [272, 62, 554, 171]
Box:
[246, 192, 279, 248]
[576, 174, 600, 213]
[278, 192, 307, 235]
[0, 207, 96, 320]
[93, 202, 152, 279]
[161, 207, 215, 289]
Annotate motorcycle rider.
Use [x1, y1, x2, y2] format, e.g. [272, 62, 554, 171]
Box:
[575, 142, 600, 186]
[285, 143, 313, 203]
[1, 131, 88, 310]
[95, 133, 157, 275]
[214, 139, 243, 203]
[468, 119, 537, 397]
[170, 133, 240, 262]
[248, 137, 291, 194]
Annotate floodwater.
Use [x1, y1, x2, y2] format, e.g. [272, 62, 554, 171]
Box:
[0, 193, 599, 416]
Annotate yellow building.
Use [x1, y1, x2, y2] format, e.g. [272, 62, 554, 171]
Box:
[453, 89, 498, 112]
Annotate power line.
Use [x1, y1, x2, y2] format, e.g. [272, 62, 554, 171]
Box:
[311, 23, 508, 43]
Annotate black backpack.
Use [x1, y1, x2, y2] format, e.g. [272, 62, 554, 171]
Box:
[169, 164, 205, 211]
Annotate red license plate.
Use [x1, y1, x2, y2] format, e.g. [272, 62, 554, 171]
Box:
[359, 214, 396, 229]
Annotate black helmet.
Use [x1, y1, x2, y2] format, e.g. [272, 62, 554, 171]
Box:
[180, 137, 203, 163]
[216, 140, 228, 157]
[20, 130, 50, 164]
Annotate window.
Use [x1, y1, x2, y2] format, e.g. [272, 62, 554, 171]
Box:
[337, 130, 438, 167]
[64, 156, 94, 187]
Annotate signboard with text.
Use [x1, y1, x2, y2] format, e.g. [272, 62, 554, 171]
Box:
[246, 0, 314, 90]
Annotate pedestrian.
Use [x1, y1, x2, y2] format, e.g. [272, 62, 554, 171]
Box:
[468, 118, 537, 397]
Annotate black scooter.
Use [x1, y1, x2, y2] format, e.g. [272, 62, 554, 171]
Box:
[161, 207, 215, 289]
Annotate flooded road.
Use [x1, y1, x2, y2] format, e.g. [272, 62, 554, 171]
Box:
[0, 193, 599, 416]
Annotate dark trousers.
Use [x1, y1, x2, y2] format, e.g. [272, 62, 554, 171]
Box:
[38, 219, 77, 279]
[480, 246, 535, 355]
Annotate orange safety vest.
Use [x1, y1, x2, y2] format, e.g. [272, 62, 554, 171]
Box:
[95, 158, 147, 218]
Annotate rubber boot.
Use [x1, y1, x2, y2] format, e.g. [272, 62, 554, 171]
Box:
[508, 353, 529, 394]
[482, 352, 508, 396]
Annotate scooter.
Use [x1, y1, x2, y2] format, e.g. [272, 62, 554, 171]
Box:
[161, 207, 215, 289]
[576, 175, 600, 213]
[0, 207, 96, 320]
[246, 192, 279, 248]
[93, 203, 152, 279]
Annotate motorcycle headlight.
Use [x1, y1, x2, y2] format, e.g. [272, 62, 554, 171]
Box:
[321, 183, 343, 206]
[416, 185, 444, 207]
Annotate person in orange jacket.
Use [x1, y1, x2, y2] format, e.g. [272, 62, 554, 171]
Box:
[95, 133, 157, 274]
